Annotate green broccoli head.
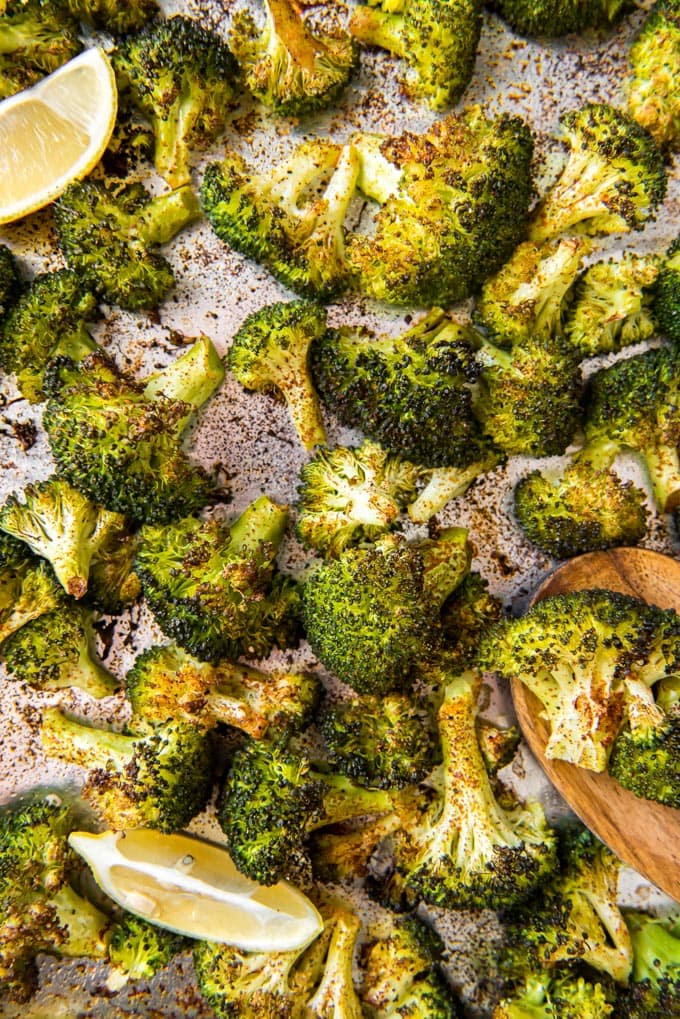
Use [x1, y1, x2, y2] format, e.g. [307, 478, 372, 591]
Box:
[201, 139, 360, 300]
[229, 300, 328, 451]
[492, 0, 631, 37]
[115, 15, 237, 188]
[54, 178, 201, 310]
[529, 103, 667, 243]
[230, 0, 357, 116]
[66, 0, 159, 33]
[311, 310, 488, 468]
[653, 235, 680, 341]
[608, 680, 680, 807]
[617, 911, 680, 1019]
[350, 0, 481, 110]
[513, 459, 648, 559]
[494, 973, 615, 1019]
[303, 529, 470, 694]
[565, 252, 660, 357]
[0, 0, 81, 100]
[134, 497, 301, 663]
[346, 107, 535, 305]
[106, 915, 187, 991]
[626, 0, 680, 151]
[440, 570, 506, 669]
[0, 554, 63, 646]
[0, 244, 22, 322]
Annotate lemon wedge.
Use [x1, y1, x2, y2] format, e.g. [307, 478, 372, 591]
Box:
[0, 48, 117, 225]
[68, 829, 324, 952]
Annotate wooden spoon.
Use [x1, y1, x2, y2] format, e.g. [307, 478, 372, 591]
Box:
[511, 547, 680, 902]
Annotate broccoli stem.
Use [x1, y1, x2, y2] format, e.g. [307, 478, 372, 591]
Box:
[624, 677, 666, 733]
[354, 134, 403, 203]
[306, 911, 363, 1019]
[51, 885, 111, 960]
[41, 707, 137, 773]
[144, 335, 225, 411]
[267, 0, 320, 67]
[419, 526, 470, 608]
[312, 773, 393, 829]
[408, 454, 502, 522]
[56, 644, 119, 700]
[643, 446, 680, 512]
[350, 5, 407, 58]
[575, 438, 620, 473]
[135, 185, 202, 246]
[529, 153, 627, 242]
[269, 145, 341, 214]
[229, 495, 290, 554]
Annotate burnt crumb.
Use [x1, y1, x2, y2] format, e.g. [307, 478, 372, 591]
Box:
[9, 420, 37, 451]
[491, 551, 517, 578]
[93, 619, 118, 659]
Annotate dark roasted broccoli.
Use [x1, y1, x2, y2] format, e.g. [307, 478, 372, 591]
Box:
[54, 178, 201, 310]
[493, 972, 615, 1018]
[230, 0, 357, 116]
[135, 497, 301, 663]
[608, 679, 680, 807]
[65, 0, 158, 33]
[106, 915, 187, 991]
[492, 0, 631, 37]
[350, 0, 481, 110]
[626, 0, 680, 151]
[115, 15, 237, 188]
[229, 300, 328, 450]
[303, 528, 470, 694]
[653, 236, 680, 341]
[346, 107, 534, 305]
[0, 0, 81, 100]
[43, 337, 223, 523]
[202, 138, 360, 300]
[529, 103, 667, 243]
[617, 910, 680, 1018]
[0, 244, 21, 322]
[440, 570, 506, 668]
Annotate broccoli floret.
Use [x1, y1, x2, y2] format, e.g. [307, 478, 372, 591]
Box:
[303, 529, 470, 695]
[1, 599, 118, 698]
[0, 795, 111, 1002]
[529, 103, 667, 243]
[201, 139, 360, 300]
[230, 0, 357, 116]
[54, 178, 201, 310]
[65, 0, 158, 33]
[41, 706, 215, 832]
[478, 589, 680, 771]
[106, 915, 187, 991]
[0, 244, 21, 322]
[407, 452, 504, 523]
[229, 300, 328, 451]
[87, 522, 141, 614]
[0, 553, 62, 646]
[43, 337, 223, 523]
[135, 496, 300, 663]
[101, 105, 155, 177]
[617, 911, 680, 1018]
[474, 238, 590, 348]
[0, 0, 81, 100]
[0, 269, 99, 403]
[493, 973, 615, 1019]
[653, 236, 680, 341]
[565, 252, 660, 357]
[349, 0, 481, 110]
[115, 15, 237, 188]
[310, 811, 407, 884]
[218, 737, 393, 886]
[440, 570, 506, 668]
[513, 458, 648, 559]
[311, 310, 488, 469]
[626, 0, 680, 151]
[583, 344, 680, 512]
[0, 476, 132, 599]
[125, 643, 319, 739]
[346, 107, 534, 305]
[491, 0, 631, 37]
[608, 679, 680, 807]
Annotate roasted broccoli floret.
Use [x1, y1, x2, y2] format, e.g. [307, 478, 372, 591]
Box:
[65, 0, 158, 33]
[491, 0, 631, 37]
[43, 337, 224, 523]
[626, 0, 680, 151]
[135, 497, 301, 663]
[479, 589, 680, 771]
[106, 915, 187, 991]
[230, 0, 357, 116]
[303, 528, 470, 694]
[125, 643, 319, 739]
[406, 452, 504, 523]
[310, 811, 407, 884]
[229, 300, 328, 451]
[0, 546, 62, 646]
[0, 244, 21, 322]
[0, 0, 81, 100]
[617, 911, 680, 1018]
[493, 973, 615, 1019]
[115, 15, 237, 188]
[565, 252, 660, 357]
[513, 458, 648, 559]
[346, 107, 534, 305]
[87, 522, 141, 614]
[54, 178, 201, 310]
[583, 344, 680, 512]
[653, 236, 680, 341]
[349, 0, 481, 110]
[0, 795, 110, 1002]
[218, 737, 393, 885]
[297, 440, 420, 556]
[529, 103, 667, 243]
[474, 237, 590, 348]
[311, 310, 488, 468]
[202, 139, 360, 300]
[41, 706, 215, 832]
[608, 679, 680, 807]
[440, 570, 506, 669]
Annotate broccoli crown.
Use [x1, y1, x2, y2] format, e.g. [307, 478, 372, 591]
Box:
[218, 738, 392, 885]
[346, 107, 534, 306]
[565, 253, 660, 357]
[653, 235, 680, 341]
[135, 498, 301, 663]
[311, 310, 488, 468]
[529, 103, 667, 243]
[201, 139, 360, 300]
[54, 178, 201, 310]
[440, 570, 506, 669]
[107, 915, 187, 989]
[42, 347, 219, 524]
[494, 973, 615, 1019]
[474, 237, 590, 349]
[0, 269, 99, 403]
[0, 0, 81, 100]
[41, 707, 215, 832]
[66, 0, 159, 33]
[584, 344, 680, 511]
[492, 0, 631, 37]
[513, 459, 648, 559]
[1, 599, 118, 699]
[302, 529, 470, 695]
[608, 682, 680, 807]
[296, 440, 420, 556]
[627, 0, 680, 150]
[616, 911, 680, 1019]
[229, 300, 328, 451]
[0, 555, 63, 646]
[101, 104, 155, 177]
[115, 14, 237, 188]
[230, 0, 357, 116]
[0, 244, 22, 322]
[349, 0, 481, 110]
[478, 589, 680, 771]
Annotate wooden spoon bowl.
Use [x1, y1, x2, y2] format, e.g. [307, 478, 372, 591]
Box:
[511, 547, 680, 902]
